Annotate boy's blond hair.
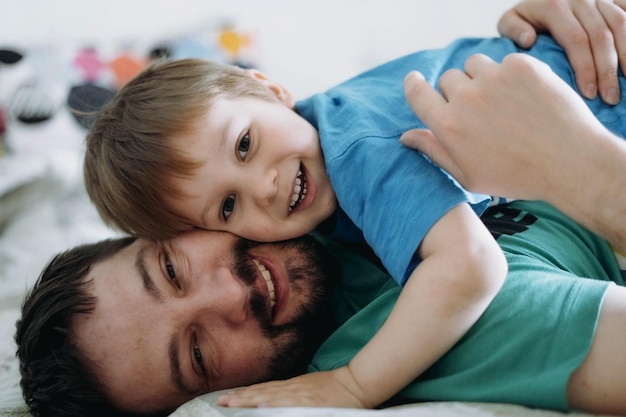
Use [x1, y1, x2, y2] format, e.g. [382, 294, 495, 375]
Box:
[84, 59, 277, 240]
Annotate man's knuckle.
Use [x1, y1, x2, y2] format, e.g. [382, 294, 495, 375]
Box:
[600, 67, 619, 82]
[607, 6, 626, 28]
[569, 28, 592, 47]
[545, 0, 578, 14]
[438, 112, 462, 136]
[588, 26, 614, 44]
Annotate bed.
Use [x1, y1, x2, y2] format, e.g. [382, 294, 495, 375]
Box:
[0, 2, 616, 416]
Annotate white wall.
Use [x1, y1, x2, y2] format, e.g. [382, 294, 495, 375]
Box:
[1, 0, 519, 99]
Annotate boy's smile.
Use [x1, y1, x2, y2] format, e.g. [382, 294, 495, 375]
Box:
[289, 163, 308, 212]
[167, 92, 337, 242]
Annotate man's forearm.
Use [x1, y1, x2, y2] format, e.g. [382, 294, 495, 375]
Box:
[549, 131, 626, 254]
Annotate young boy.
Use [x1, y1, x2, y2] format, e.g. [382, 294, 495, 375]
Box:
[83, 34, 626, 408]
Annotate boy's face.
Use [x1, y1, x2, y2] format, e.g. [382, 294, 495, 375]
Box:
[168, 89, 337, 242]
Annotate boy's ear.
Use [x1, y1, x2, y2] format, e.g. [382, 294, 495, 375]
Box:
[245, 69, 295, 107]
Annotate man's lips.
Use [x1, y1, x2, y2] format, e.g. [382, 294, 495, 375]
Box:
[253, 259, 275, 309]
[252, 258, 288, 324]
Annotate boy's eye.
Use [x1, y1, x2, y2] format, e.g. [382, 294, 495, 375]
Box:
[237, 134, 250, 160]
[222, 194, 236, 220]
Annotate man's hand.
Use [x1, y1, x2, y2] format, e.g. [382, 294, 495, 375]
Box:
[400, 52, 626, 253]
[400, 53, 605, 201]
[217, 367, 367, 408]
[499, 0, 626, 104]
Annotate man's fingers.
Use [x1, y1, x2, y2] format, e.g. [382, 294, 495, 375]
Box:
[502, 0, 599, 100]
[615, 0, 626, 10]
[569, 0, 620, 104]
[594, 0, 626, 104]
[463, 54, 498, 79]
[437, 68, 473, 102]
[544, 9, 599, 99]
[497, 9, 538, 48]
[399, 129, 463, 181]
[399, 129, 439, 153]
[403, 70, 447, 125]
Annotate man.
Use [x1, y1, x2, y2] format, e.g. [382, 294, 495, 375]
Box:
[16, 198, 626, 417]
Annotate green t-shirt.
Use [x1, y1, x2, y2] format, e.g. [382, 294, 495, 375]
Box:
[309, 201, 623, 411]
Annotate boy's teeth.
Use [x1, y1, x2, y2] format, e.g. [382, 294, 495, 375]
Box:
[289, 167, 308, 212]
[253, 259, 275, 308]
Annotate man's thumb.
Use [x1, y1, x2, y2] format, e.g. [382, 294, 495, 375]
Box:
[400, 128, 458, 175]
[497, 10, 537, 49]
[400, 128, 438, 156]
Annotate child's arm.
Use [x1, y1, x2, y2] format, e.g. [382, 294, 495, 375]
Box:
[218, 203, 507, 408]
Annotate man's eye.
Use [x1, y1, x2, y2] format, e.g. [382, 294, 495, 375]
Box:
[237, 134, 250, 160]
[222, 194, 235, 220]
[193, 343, 203, 368]
[165, 255, 179, 287]
[193, 335, 206, 379]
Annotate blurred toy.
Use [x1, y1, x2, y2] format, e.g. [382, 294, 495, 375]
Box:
[0, 107, 5, 157]
[0, 22, 258, 157]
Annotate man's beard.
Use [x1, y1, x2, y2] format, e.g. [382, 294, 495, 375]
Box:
[233, 234, 337, 382]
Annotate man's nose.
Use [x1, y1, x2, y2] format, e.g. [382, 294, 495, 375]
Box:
[184, 266, 250, 325]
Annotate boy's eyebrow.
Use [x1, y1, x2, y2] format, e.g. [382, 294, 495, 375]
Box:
[135, 245, 164, 303]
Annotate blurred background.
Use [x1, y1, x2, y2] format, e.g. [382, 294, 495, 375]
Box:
[0, 0, 520, 313]
[0, 0, 518, 410]
[0, 0, 520, 295]
[1, 0, 518, 99]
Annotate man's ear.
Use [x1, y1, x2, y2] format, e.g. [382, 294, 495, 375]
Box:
[245, 69, 295, 107]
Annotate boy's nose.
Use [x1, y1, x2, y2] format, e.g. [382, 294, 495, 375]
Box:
[250, 168, 278, 207]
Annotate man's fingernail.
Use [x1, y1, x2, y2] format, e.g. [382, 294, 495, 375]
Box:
[605, 87, 620, 105]
[405, 71, 425, 84]
[584, 83, 597, 100]
[518, 32, 531, 46]
[399, 134, 416, 146]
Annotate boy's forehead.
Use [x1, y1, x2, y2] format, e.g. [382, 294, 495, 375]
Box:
[169, 105, 230, 153]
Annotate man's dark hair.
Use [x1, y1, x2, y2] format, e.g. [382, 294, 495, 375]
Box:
[14, 236, 143, 417]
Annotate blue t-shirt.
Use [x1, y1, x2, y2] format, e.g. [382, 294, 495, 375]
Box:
[295, 35, 626, 285]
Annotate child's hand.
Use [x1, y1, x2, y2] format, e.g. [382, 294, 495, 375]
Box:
[217, 367, 367, 408]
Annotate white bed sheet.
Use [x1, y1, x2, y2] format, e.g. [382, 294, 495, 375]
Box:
[0, 150, 119, 415]
[169, 391, 601, 417]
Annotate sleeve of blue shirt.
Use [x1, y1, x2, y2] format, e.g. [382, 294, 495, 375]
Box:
[296, 34, 625, 286]
[297, 38, 500, 285]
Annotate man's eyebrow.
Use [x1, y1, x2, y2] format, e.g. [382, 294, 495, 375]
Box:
[135, 245, 163, 302]
[169, 332, 202, 397]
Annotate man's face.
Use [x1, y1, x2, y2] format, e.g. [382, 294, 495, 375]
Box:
[72, 230, 333, 415]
